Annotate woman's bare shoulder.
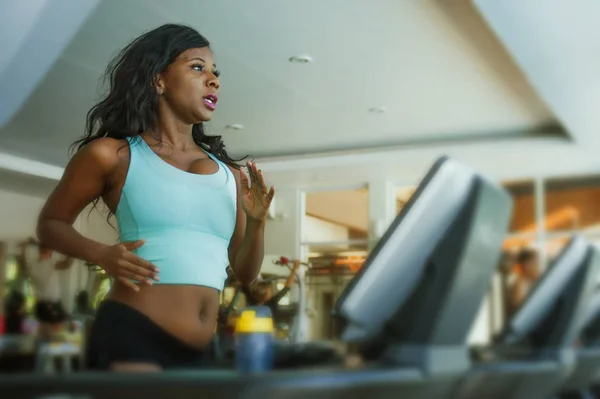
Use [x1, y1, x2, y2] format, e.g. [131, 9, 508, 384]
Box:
[73, 137, 130, 172]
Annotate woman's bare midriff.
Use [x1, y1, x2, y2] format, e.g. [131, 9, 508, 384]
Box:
[106, 282, 220, 349]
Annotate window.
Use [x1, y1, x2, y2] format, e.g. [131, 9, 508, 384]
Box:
[544, 176, 600, 237]
[304, 241, 369, 276]
[301, 186, 369, 275]
[503, 180, 537, 235]
[301, 186, 369, 340]
[542, 175, 600, 281]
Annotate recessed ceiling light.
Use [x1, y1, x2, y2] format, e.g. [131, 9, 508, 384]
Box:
[289, 54, 313, 63]
[225, 124, 244, 130]
[369, 106, 387, 114]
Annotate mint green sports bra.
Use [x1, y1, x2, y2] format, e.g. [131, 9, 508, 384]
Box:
[115, 137, 237, 291]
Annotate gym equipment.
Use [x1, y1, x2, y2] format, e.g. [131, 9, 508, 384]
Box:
[454, 235, 600, 399]
[220, 256, 309, 345]
[330, 155, 512, 397]
[274, 256, 310, 344]
[0, 156, 513, 398]
[559, 286, 600, 397]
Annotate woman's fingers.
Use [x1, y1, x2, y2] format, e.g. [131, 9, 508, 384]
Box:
[122, 251, 159, 274]
[120, 262, 159, 283]
[267, 185, 275, 201]
[256, 168, 269, 192]
[246, 161, 258, 187]
[240, 166, 250, 190]
[116, 276, 140, 292]
[247, 161, 268, 193]
[121, 239, 146, 251]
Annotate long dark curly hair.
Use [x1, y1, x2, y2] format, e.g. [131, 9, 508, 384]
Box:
[71, 23, 243, 168]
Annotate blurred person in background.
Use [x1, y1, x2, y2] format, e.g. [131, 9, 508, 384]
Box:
[18, 237, 73, 338]
[242, 260, 301, 317]
[4, 290, 26, 334]
[507, 248, 541, 316]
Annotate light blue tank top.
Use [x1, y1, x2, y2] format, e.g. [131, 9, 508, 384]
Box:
[115, 136, 237, 291]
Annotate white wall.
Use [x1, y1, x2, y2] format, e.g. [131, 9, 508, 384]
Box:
[0, 189, 45, 241]
[0, 188, 118, 245]
[79, 205, 119, 246]
[264, 187, 301, 258]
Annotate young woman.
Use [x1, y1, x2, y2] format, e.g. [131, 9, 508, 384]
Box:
[37, 24, 275, 371]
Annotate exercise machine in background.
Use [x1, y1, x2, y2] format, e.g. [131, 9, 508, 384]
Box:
[274, 256, 311, 344]
[559, 287, 600, 398]
[454, 235, 600, 399]
[330, 156, 512, 398]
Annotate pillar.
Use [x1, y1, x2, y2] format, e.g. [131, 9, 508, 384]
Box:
[367, 180, 397, 249]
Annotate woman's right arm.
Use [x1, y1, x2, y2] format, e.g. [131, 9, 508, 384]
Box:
[37, 138, 158, 290]
[37, 139, 117, 263]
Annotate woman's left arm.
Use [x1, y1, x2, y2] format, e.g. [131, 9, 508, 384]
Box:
[227, 162, 275, 285]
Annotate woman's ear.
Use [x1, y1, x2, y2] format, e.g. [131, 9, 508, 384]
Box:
[154, 74, 165, 96]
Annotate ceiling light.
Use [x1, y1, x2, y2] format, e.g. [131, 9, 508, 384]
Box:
[369, 106, 387, 114]
[225, 124, 244, 130]
[289, 54, 313, 63]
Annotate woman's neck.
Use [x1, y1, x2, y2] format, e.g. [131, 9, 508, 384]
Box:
[152, 107, 196, 150]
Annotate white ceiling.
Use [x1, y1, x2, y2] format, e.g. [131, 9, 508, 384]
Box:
[474, 0, 600, 151]
[0, 0, 99, 127]
[2, 0, 599, 193]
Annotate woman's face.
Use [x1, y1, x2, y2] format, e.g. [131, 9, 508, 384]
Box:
[156, 47, 220, 124]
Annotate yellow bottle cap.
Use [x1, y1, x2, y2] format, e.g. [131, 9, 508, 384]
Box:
[236, 309, 274, 333]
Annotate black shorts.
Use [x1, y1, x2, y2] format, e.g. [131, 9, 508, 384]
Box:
[34, 300, 68, 323]
[86, 300, 207, 370]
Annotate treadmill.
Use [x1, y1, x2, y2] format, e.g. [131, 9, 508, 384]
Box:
[453, 235, 600, 399]
[559, 285, 600, 398]
[0, 156, 513, 399]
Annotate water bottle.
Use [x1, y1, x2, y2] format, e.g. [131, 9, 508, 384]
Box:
[235, 306, 274, 372]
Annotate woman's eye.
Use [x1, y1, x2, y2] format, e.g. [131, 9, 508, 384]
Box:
[192, 64, 204, 72]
